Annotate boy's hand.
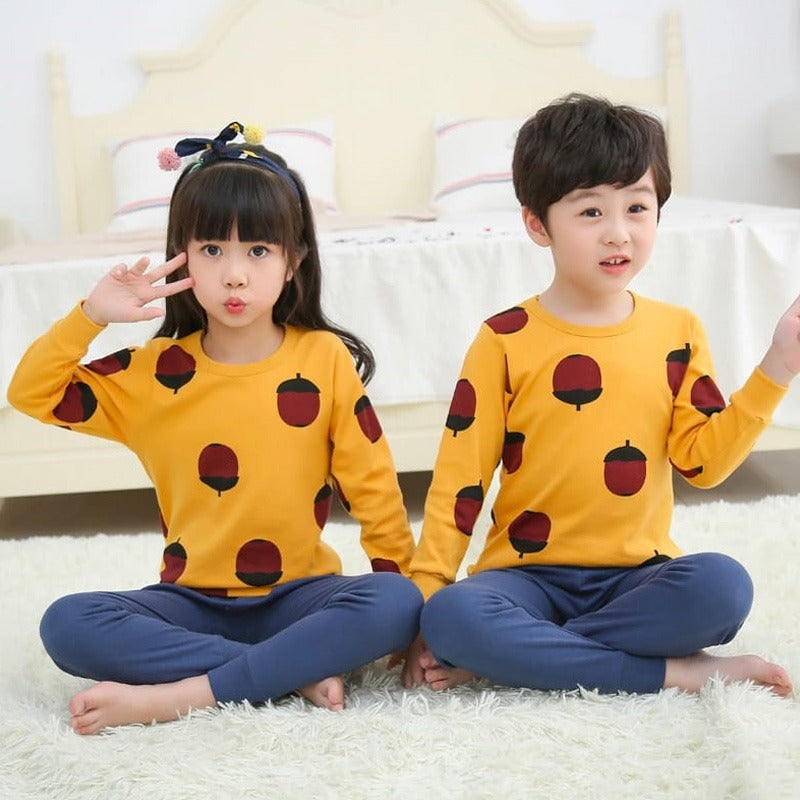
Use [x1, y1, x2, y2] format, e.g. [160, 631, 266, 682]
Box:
[761, 293, 800, 387]
[82, 253, 193, 327]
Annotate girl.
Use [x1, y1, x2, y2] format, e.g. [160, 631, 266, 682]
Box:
[8, 122, 422, 735]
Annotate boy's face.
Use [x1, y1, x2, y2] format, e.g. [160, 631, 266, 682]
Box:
[522, 169, 659, 305]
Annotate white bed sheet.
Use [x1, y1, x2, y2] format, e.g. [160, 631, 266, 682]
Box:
[2, 196, 800, 427]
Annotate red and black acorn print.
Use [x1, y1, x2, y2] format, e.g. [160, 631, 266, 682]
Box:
[355, 395, 382, 443]
[446, 379, 477, 437]
[604, 440, 647, 496]
[53, 382, 98, 423]
[160, 540, 187, 583]
[640, 550, 672, 567]
[198, 443, 239, 496]
[371, 558, 401, 573]
[454, 481, 484, 536]
[666, 343, 691, 397]
[485, 306, 528, 334]
[87, 348, 133, 375]
[314, 483, 333, 528]
[502, 430, 525, 473]
[235, 539, 283, 586]
[155, 345, 196, 394]
[691, 375, 726, 417]
[277, 373, 320, 427]
[508, 510, 551, 558]
[670, 459, 703, 479]
[552, 354, 602, 410]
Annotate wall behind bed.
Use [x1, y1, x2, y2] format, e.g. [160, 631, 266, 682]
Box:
[2, 0, 799, 242]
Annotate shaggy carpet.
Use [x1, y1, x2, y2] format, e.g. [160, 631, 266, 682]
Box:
[2, 494, 800, 800]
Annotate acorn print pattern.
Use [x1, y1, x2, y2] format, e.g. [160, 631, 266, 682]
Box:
[53, 382, 97, 424]
[235, 539, 283, 587]
[640, 550, 672, 567]
[666, 343, 691, 397]
[454, 481, 484, 536]
[502, 430, 525, 473]
[508, 510, 551, 558]
[87, 348, 133, 375]
[277, 373, 320, 427]
[161, 540, 187, 583]
[691, 375, 726, 417]
[314, 483, 333, 528]
[552, 354, 602, 410]
[446, 379, 476, 437]
[604, 440, 647, 496]
[198, 443, 239, 496]
[355, 395, 382, 443]
[485, 306, 529, 335]
[155, 345, 196, 394]
[371, 558, 401, 573]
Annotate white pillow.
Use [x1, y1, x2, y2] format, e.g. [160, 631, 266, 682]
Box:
[107, 119, 336, 232]
[432, 115, 523, 215]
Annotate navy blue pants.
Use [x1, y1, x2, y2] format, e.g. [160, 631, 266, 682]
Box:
[40, 572, 422, 704]
[420, 553, 753, 694]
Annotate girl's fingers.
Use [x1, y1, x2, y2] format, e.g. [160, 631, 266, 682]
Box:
[148, 252, 188, 282]
[129, 256, 152, 275]
[159, 276, 195, 297]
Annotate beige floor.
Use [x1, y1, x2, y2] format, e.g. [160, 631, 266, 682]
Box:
[2, 450, 800, 539]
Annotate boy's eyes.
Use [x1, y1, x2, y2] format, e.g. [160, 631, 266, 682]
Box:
[579, 204, 648, 217]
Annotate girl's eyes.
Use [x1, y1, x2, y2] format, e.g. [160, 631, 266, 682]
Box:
[198, 243, 272, 256]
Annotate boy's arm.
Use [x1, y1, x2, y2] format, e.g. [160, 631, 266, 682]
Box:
[410, 325, 507, 600]
[668, 309, 794, 487]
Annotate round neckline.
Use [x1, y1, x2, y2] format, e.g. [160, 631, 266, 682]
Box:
[182, 325, 298, 376]
[528, 293, 640, 337]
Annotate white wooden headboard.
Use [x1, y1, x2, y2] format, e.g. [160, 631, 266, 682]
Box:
[49, 0, 688, 235]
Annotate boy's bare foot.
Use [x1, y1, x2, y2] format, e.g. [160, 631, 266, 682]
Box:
[68, 675, 216, 735]
[419, 649, 477, 691]
[298, 676, 345, 710]
[664, 652, 793, 696]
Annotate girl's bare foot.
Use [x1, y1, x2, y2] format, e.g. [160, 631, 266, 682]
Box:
[664, 652, 793, 696]
[419, 649, 477, 691]
[298, 676, 345, 710]
[68, 675, 216, 735]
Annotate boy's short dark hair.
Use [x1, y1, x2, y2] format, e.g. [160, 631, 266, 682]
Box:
[512, 93, 671, 223]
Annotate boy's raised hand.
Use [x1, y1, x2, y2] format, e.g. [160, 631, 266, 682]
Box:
[82, 253, 193, 327]
[760, 292, 800, 387]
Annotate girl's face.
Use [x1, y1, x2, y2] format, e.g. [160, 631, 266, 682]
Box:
[186, 232, 293, 342]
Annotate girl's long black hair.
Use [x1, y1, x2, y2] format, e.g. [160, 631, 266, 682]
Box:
[154, 144, 375, 384]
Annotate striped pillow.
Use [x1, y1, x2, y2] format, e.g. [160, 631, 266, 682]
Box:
[107, 119, 336, 232]
[432, 115, 523, 215]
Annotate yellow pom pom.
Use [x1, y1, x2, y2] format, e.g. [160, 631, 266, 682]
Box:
[243, 124, 264, 145]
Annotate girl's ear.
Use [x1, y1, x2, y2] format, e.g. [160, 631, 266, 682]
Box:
[521, 207, 551, 247]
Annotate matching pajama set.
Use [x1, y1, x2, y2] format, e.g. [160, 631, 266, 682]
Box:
[7, 304, 422, 703]
[410, 294, 787, 693]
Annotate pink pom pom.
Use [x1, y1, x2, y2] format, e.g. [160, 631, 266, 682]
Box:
[157, 147, 181, 171]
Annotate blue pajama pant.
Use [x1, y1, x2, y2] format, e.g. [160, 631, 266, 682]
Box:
[39, 572, 423, 704]
[420, 552, 753, 694]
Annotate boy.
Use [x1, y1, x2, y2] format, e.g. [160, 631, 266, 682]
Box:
[403, 94, 798, 696]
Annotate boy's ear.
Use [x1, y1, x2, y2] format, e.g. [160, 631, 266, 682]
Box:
[521, 207, 550, 247]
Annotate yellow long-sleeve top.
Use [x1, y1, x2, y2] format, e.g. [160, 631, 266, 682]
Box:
[410, 294, 787, 600]
[8, 304, 415, 596]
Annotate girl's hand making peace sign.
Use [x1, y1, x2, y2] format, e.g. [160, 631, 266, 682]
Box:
[82, 253, 193, 327]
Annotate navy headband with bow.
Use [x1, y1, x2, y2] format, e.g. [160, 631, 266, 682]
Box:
[158, 121, 301, 200]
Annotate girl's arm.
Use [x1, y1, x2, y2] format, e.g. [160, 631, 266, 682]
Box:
[7, 254, 193, 441]
[328, 344, 416, 576]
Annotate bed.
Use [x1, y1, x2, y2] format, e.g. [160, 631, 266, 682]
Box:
[2, 0, 800, 499]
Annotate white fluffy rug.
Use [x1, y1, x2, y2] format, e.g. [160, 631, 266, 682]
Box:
[2, 494, 800, 800]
